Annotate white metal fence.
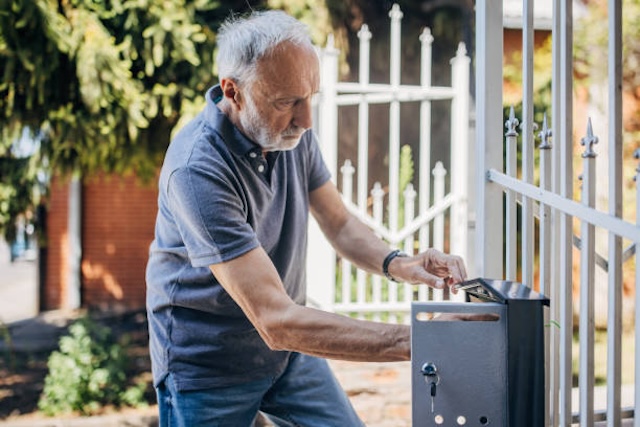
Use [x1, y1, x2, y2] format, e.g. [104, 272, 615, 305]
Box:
[476, 1, 638, 425]
[307, 4, 471, 322]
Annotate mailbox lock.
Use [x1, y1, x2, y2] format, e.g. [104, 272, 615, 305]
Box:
[421, 362, 438, 379]
[421, 362, 440, 413]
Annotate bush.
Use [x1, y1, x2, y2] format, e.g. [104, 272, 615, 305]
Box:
[38, 316, 147, 416]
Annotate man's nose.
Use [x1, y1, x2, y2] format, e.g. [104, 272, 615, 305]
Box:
[292, 98, 313, 130]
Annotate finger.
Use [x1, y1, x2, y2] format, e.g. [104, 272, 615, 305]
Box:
[423, 272, 446, 289]
[447, 256, 467, 284]
[445, 276, 458, 294]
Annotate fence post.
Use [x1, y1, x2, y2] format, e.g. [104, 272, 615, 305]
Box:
[557, 2, 575, 422]
[505, 107, 519, 282]
[579, 119, 598, 426]
[419, 28, 434, 254]
[474, 1, 504, 279]
[538, 113, 553, 425]
[372, 182, 385, 322]
[403, 183, 417, 319]
[357, 24, 372, 212]
[388, 3, 403, 236]
[606, 2, 623, 423]
[307, 35, 339, 311]
[449, 42, 470, 271]
[432, 162, 446, 302]
[634, 149, 640, 426]
[340, 160, 355, 311]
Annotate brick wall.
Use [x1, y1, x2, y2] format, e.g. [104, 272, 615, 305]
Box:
[44, 176, 70, 309]
[45, 173, 158, 311]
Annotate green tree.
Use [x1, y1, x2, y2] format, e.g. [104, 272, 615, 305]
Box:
[0, 0, 257, 239]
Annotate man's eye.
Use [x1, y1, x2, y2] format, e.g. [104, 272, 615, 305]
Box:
[274, 100, 297, 110]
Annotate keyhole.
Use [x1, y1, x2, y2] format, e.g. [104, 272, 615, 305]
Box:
[421, 362, 438, 377]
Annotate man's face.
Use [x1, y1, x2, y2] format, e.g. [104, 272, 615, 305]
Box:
[237, 42, 320, 152]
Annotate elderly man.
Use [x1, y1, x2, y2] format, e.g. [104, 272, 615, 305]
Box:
[146, 9, 467, 427]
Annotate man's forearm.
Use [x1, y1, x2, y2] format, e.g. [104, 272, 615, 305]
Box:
[265, 303, 411, 362]
[328, 214, 396, 276]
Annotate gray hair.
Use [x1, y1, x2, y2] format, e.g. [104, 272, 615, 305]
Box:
[216, 10, 313, 86]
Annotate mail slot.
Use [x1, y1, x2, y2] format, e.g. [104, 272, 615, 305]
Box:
[411, 278, 550, 426]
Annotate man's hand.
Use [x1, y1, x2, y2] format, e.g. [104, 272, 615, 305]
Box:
[387, 248, 467, 291]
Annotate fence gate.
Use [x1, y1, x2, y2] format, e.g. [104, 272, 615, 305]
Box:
[307, 3, 471, 323]
[476, 1, 638, 425]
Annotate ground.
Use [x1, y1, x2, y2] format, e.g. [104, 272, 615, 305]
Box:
[0, 309, 412, 427]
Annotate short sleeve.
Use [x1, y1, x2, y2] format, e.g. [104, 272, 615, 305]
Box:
[166, 165, 259, 268]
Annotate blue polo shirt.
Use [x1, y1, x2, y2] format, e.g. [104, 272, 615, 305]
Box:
[145, 85, 331, 391]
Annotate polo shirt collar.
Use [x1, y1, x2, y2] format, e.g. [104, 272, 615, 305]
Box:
[204, 85, 281, 171]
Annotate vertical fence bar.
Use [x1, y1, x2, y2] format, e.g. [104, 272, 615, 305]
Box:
[558, 1, 574, 424]
[341, 161, 355, 311]
[538, 114, 553, 426]
[403, 184, 416, 319]
[578, 120, 598, 426]
[539, 114, 553, 298]
[371, 183, 385, 322]
[307, 36, 340, 312]
[432, 162, 446, 301]
[474, 0, 504, 279]
[521, 0, 535, 289]
[607, 1, 623, 425]
[505, 107, 519, 281]
[550, 0, 562, 423]
[355, 23, 371, 320]
[388, 4, 403, 236]
[319, 35, 339, 180]
[357, 25, 372, 213]
[449, 43, 470, 283]
[634, 149, 640, 427]
[419, 28, 434, 262]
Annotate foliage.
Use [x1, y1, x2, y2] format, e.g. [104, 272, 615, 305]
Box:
[0, 0, 217, 177]
[503, 35, 554, 110]
[267, 0, 334, 46]
[0, 0, 257, 238]
[0, 154, 40, 241]
[38, 316, 146, 416]
[574, 0, 640, 88]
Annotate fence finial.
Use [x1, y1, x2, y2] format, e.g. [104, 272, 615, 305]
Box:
[505, 106, 519, 137]
[456, 42, 467, 57]
[325, 33, 335, 50]
[538, 113, 552, 150]
[357, 24, 371, 41]
[340, 159, 355, 176]
[420, 27, 433, 45]
[389, 3, 403, 20]
[580, 118, 598, 158]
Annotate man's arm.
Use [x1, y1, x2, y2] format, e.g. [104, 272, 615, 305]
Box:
[210, 247, 410, 362]
[309, 181, 467, 288]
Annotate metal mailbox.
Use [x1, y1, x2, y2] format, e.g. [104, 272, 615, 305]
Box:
[411, 278, 550, 426]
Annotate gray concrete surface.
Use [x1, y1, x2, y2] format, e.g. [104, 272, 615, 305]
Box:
[0, 240, 39, 325]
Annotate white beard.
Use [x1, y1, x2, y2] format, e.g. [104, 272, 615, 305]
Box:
[238, 93, 306, 152]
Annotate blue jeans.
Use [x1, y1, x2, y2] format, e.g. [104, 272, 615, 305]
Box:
[156, 353, 365, 427]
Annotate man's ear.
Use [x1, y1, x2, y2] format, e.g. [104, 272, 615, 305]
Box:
[220, 78, 242, 109]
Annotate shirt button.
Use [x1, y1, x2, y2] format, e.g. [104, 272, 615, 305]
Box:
[257, 164, 265, 173]
[249, 152, 258, 158]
